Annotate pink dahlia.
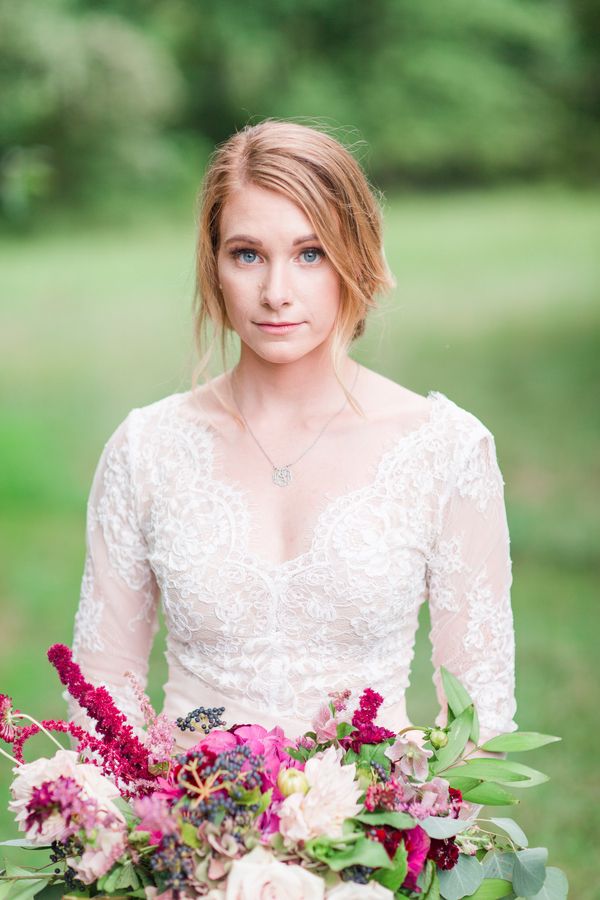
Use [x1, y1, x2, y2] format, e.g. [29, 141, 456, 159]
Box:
[402, 825, 431, 891]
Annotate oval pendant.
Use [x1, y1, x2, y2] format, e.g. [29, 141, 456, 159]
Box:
[272, 466, 292, 487]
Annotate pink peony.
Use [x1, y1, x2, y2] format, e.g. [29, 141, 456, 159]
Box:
[192, 730, 239, 755]
[278, 746, 362, 843]
[402, 825, 431, 892]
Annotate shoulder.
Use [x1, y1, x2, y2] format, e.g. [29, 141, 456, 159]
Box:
[356, 366, 494, 448]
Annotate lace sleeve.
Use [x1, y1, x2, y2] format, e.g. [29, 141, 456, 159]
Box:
[426, 427, 517, 743]
[66, 411, 160, 733]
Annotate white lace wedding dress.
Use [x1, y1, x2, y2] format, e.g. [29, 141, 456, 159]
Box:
[67, 389, 517, 749]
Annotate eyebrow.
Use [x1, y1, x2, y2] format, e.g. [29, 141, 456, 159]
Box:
[224, 233, 319, 247]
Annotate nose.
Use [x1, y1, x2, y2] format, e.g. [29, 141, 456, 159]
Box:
[260, 261, 291, 309]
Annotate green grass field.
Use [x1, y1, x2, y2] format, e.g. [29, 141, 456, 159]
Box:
[1, 186, 599, 896]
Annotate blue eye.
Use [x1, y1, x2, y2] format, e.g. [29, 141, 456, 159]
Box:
[237, 249, 258, 264]
[301, 248, 323, 263]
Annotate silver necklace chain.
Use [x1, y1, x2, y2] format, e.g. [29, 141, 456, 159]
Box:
[231, 363, 360, 487]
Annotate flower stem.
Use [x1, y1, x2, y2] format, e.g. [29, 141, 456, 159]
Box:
[14, 714, 66, 752]
[0, 744, 19, 764]
[395, 726, 427, 737]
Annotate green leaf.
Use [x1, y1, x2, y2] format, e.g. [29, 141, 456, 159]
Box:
[480, 733, 560, 754]
[489, 818, 528, 848]
[438, 854, 484, 899]
[0, 842, 45, 850]
[419, 860, 442, 900]
[464, 879, 513, 899]
[0, 875, 50, 900]
[511, 848, 548, 896]
[284, 747, 306, 762]
[352, 810, 415, 829]
[373, 840, 408, 891]
[421, 817, 471, 839]
[462, 783, 519, 806]
[255, 788, 273, 815]
[336, 722, 356, 739]
[443, 759, 547, 787]
[440, 667, 479, 743]
[444, 777, 481, 794]
[180, 822, 200, 849]
[525, 866, 569, 900]
[432, 706, 475, 773]
[306, 835, 392, 871]
[482, 851, 516, 880]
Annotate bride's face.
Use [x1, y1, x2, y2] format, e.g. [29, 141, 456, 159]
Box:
[216, 184, 342, 365]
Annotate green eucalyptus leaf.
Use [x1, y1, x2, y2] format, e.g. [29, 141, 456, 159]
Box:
[462, 783, 519, 806]
[353, 810, 415, 829]
[421, 817, 471, 839]
[420, 860, 442, 900]
[438, 854, 484, 899]
[489, 818, 528, 848]
[482, 851, 516, 880]
[432, 706, 474, 773]
[512, 848, 548, 896]
[464, 879, 513, 899]
[524, 866, 569, 900]
[480, 733, 560, 754]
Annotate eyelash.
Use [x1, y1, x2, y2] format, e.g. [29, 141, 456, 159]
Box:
[228, 247, 324, 264]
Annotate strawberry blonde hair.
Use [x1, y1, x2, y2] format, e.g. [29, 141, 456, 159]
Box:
[192, 119, 395, 395]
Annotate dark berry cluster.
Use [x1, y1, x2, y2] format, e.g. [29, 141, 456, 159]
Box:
[428, 837, 460, 870]
[176, 705, 226, 734]
[371, 761, 389, 782]
[49, 840, 85, 892]
[341, 864, 375, 884]
[151, 833, 196, 894]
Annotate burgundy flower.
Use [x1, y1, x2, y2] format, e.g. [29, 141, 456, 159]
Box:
[367, 824, 404, 860]
[428, 837, 460, 870]
[47, 644, 154, 789]
[345, 688, 395, 752]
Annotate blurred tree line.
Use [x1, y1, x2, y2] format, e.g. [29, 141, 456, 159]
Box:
[1, 0, 598, 225]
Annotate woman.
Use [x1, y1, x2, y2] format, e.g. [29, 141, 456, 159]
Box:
[68, 119, 517, 750]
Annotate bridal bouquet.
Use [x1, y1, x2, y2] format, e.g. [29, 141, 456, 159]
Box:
[0, 646, 567, 899]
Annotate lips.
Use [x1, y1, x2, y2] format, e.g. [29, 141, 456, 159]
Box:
[254, 321, 305, 334]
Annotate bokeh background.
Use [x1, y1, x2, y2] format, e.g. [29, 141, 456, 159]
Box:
[1, 1, 599, 895]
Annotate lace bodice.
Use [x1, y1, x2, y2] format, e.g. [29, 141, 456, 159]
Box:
[68, 389, 517, 747]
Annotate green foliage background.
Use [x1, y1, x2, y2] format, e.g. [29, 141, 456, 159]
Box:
[1, 2, 599, 896]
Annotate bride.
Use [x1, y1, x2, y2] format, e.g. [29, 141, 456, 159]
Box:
[67, 119, 516, 751]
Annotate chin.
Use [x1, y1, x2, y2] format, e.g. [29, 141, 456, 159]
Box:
[246, 338, 328, 366]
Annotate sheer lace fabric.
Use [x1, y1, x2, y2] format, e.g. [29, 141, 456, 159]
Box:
[68, 390, 517, 748]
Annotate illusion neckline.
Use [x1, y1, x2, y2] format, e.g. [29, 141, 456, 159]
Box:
[192, 389, 451, 572]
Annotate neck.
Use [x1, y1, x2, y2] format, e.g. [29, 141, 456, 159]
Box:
[231, 343, 356, 422]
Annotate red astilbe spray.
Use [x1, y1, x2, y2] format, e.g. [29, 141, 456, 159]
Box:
[47, 644, 155, 789]
[345, 688, 395, 752]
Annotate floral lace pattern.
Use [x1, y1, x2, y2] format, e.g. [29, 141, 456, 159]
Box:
[69, 390, 517, 742]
